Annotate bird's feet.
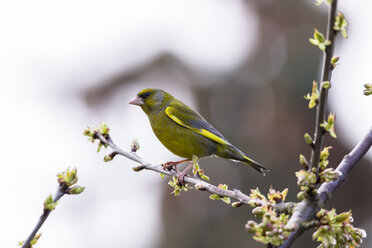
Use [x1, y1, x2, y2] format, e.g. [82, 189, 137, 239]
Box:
[162, 159, 190, 171]
[176, 162, 194, 186]
[162, 161, 178, 171]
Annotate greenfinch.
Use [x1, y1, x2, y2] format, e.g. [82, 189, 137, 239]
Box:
[129, 88, 268, 178]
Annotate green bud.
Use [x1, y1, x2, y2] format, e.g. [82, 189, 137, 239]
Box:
[218, 184, 228, 190]
[252, 207, 266, 218]
[99, 122, 110, 135]
[131, 138, 140, 152]
[245, 220, 257, 232]
[167, 176, 189, 196]
[67, 185, 85, 195]
[316, 209, 327, 219]
[103, 154, 113, 162]
[232, 201, 243, 207]
[44, 194, 58, 210]
[83, 128, 94, 138]
[322, 81, 331, 89]
[299, 154, 309, 169]
[304, 81, 320, 108]
[331, 56, 340, 69]
[363, 83, 372, 96]
[320, 146, 332, 160]
[132, 165, 145, 172]
[248, 199, 261, 208]
[304, 133, 313, 145]
[333, 212, 351, 224]
[250, 188, 266, 201]
[57, 168, 78, 187]
[195, 184, 207, 191]
[284, 224, 298, 232]
[297, 191, 306, 200]
[30, 233, 42, 245]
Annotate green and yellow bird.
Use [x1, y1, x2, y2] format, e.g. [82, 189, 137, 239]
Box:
[129, 88, 268, 180]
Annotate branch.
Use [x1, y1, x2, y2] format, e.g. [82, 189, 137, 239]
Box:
[318, 125, 372, 204]
[94, 132, 293, 211]
[278, 126, 372, 248]
[20, 169, 84, 248]
[309, 0, 338, 173]
[21, 184, 67, 248]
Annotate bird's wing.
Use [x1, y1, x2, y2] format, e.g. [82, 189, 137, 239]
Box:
[165, 103, 229, 145]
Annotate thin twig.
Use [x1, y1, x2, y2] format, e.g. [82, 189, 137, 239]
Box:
[95, 132, 293, 211]
[309, 0, 338, 173]
[278, 126, 372, 248]
[279, 2, 339, 246]
[318, 125, 372, 204]
[21, 184, 68, 248]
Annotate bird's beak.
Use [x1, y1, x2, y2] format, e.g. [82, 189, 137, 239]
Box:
[129, 95, 144, 106]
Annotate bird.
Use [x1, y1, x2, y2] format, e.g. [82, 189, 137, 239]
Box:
[129, 88, 268, 182]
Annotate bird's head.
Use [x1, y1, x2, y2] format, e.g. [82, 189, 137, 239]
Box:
[129, 88, 171, 114]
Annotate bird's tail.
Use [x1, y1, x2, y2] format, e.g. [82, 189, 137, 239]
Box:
[219, 145, 269, 175]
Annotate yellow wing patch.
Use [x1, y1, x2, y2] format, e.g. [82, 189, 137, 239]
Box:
[198, 128, 227, 145]
[165, 106, 227, 145]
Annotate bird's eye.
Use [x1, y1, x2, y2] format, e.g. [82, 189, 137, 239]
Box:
[140, 92, 151, 98]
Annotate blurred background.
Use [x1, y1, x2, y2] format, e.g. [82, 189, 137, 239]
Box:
[1, 0, 371, 247]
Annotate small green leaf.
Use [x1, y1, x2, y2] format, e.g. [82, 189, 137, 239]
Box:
[309, 29, 331, 51]
[309, 38, 319, 46]
[315, 0, 332, 5]
[363, 83, 372, 96]
[304, 81, 319, 108]
[221, 197, 231, 204]
[18, 233, 42, 247]
[268, 187, 288, 203]
[192, 158, 210, 181]
[320, 146, 332, 160]
[320, 113, 337, 138]
[299, 154, 309, 169]
[331, 56, 340, 69]
[97, 143, 102, 152]
[333, 211, 351, 224]
[167, 176, 189, 196]
[200, 174, 210, 181]
[334, 12, 348, 38]
[209, 194, 220, 200]
[83, 127, 94, 138]
[319, 168, 341, 182]
[160, 173, 165, 179]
